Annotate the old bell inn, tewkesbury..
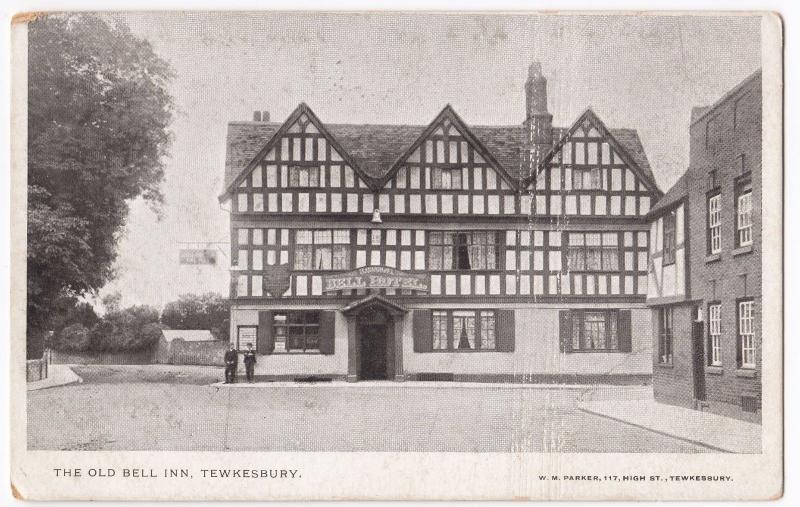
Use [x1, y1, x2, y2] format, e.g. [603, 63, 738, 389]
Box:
[217, 62, 761, 421]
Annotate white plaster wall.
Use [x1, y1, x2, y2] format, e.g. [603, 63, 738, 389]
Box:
[402, 306, 652, 376]
[230, 307, 348, 376]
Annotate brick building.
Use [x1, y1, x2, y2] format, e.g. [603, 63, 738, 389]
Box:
[646, 69, 761, 421]
[219, 62, 662, 383]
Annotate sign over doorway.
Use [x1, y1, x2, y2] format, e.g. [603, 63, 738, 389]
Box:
[321, 266, 428, 293]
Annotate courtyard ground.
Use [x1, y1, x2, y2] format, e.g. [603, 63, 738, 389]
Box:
[27, 365, 741, 453]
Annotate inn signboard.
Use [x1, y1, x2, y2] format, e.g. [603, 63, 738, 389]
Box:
[321, 266, 429, 293]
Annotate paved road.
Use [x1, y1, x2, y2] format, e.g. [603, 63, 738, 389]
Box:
[28, 365, 709, 452]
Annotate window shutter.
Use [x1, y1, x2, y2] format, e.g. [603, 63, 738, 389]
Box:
[496, 310, 515, 352]
[318, 311, 336, 355]
[413, 309, 433, 352]
[618, 310, 632, 352]
[257, 311, 274, 354]
[559, 310, 572, 352]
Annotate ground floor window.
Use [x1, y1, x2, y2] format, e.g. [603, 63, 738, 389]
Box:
[237, 326, 257, 350]
[658, 306, 673, 364]
[560, 309, 628, 352]
[273, 311, 320, 353]
[707, 303, 722, 366]
[738, 300, 755, 368]
[431, 310, 496, 351]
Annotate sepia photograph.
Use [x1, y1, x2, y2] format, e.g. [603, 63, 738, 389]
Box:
[9, 9, 783, 501]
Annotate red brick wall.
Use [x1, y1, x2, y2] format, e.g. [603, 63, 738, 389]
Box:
[681, 72, 762, 417]
[652, 304, 696, 408]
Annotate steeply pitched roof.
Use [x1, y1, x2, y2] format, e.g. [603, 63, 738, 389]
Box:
[222, 106, 660, 196]
[646, 170, 690, 217]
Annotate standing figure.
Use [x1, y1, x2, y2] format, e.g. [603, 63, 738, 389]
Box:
[224, 343, 238, 384]
[243, 343, 257, 383]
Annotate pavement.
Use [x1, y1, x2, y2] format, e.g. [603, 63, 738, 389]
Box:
[578, 398, 762, 453]
[26, 365, 760, 453]
[27, 364, 82, 391]
[209, 379, 643, 391]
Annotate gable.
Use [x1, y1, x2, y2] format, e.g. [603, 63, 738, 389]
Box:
[526, 111, 659, 217]
[527, 109, 660, 196]
[221, 104, 373, 200]
[382, 106, 517, 192]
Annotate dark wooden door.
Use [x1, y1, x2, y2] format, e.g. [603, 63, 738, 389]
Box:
[359, 324, 387, 380]
[692, 321, 706, 401]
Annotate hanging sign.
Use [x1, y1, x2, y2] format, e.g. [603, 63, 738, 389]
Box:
[321, 266, 429, 293]
[179, 249, 218, 265]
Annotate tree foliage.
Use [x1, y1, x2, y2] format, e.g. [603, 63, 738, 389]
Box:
[50, 323, 91, 353]
[161, 293, 230, 340]
[27, 14, 174, 356]
[89, 304, 162, 352]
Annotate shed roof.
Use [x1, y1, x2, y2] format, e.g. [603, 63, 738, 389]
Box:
[161, 330, 217, 342]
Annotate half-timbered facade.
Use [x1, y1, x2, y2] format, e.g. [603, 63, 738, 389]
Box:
[220, 62, 662, 383]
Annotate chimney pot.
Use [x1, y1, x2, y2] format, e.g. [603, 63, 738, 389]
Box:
[253, 111, 262, 122]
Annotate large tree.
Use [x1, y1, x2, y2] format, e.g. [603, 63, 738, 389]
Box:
[27, 14, 174, 357]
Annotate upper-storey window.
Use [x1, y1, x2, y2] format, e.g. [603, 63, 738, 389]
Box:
[737, 184, 753, 247]
[294, 230, 350, 270]
[572, 167, 602, 190]
[431, 167, 465, 190]
[288, 165, 320, 187]
[429, 231, 499, 270]
[663, 211, 676, 265]
[567, 232, 619, 271]
[708, 193, 722, 254]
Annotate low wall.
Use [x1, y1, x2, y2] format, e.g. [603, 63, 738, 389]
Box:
[50, 348, 156, 365]
[168, 339, 226, 366]
[26, 358, 48, 382]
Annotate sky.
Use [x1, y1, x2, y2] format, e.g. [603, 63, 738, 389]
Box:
[98, 12, 761, 309]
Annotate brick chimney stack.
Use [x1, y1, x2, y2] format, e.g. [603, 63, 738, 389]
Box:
[252, 111, 270, 122]
[524, 62, 553, 178]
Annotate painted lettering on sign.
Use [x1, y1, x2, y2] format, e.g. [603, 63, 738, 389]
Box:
[321, 266, 429, 293]
[179, 249, 217, 265]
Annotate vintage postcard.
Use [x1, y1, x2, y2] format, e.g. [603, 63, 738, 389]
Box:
[9, 11, 783, 500]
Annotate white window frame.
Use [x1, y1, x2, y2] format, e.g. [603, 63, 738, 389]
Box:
[708, 303, 722, 366]
[737, 190, 753, 247]
[708, 193, 722, 254]
[738, 300, 756, 369]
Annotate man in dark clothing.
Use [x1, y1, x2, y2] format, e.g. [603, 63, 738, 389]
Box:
[243, 343, 257, 383]
[224, 344, 238, 384]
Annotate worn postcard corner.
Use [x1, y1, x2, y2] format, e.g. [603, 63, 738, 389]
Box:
[10, 9, 783, 502]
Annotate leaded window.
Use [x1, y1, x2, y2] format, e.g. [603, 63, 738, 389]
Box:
[273, 311, 320, 353]
[429, 231, 498, 270]
[294, 229, 350, 270]
[567, 232, 619, 271]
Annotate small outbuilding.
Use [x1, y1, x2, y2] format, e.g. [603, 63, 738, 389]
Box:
[155, 330, 226, 366]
